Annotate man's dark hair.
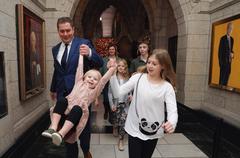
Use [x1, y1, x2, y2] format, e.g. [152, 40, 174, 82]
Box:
[57, 17, 74, 29]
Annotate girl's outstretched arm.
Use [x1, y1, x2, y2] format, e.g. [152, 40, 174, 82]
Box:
[75, 54, 84, 83]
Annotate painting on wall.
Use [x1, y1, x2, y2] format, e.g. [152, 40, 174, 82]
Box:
[0, 52, 7, 118]
[16, 4, 46, 101]
[209, 14, 240, 93]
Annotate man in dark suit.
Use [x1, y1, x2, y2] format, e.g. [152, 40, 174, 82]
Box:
[50, 17, 103, 158]
[218, 22, 234, 87]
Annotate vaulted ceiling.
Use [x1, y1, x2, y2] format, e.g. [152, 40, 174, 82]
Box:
[79, 0, 149, 40]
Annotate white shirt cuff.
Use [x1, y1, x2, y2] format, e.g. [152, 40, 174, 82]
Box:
[88, 49, 92, 59]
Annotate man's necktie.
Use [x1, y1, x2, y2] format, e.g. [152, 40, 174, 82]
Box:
[61, 43, 68, 69]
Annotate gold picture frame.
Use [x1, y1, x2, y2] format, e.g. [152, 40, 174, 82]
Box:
[209, 14, 240, 93]
[16, 4, 46, 100]
[0, 51, 7, 118]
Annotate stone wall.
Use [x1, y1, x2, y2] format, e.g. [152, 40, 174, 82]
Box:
[202, 0, 240, 128]
[0, 0, 49, 156]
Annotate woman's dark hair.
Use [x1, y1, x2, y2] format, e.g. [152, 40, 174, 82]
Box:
[108, 43, 118, 51]
[57, 17, 74, 29]
[107, 43, 118, 56]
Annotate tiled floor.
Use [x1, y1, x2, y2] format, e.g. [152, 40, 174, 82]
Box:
[21, 98, 209, 158]
[86, 100, 208, 158]
[79, 102, 207, 158]
[12, 95, 239, 158]
[23, 132, 208, 158]
[83, 133, 208, 158]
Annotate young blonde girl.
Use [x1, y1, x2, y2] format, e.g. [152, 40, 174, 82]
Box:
[108, 58, 131, 151]
[110, 49, 178, 158]
[42, 54, 116, 146]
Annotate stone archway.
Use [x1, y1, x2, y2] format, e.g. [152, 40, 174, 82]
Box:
[71, 0, 152, 61]
[69, 0, 187, 45]
[141, 0, 188, 104]
[60, 0, 187, 48]
[71, 0, 150, 40]
[69, 0, 203, 107]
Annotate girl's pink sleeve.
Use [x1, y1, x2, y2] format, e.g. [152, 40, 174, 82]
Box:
[75, 54, 84, 84]
[92, 67, 116, 100]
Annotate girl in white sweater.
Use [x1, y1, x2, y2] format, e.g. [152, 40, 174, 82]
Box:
[110, 49, 178, 158]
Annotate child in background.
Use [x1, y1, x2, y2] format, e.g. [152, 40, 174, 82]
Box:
[108, 58, 131, 151]
[99, 44, 119, 120]
[42, 54, 116, 146]
[129, 37, 150, 74]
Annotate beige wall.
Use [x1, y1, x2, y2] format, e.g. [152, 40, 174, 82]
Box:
[0, 0, 49, 156]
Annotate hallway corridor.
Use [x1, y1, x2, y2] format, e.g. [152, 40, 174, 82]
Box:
[2, 1, 240, 158]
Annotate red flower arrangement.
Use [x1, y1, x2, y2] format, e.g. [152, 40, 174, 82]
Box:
[94, 38, 115, 57]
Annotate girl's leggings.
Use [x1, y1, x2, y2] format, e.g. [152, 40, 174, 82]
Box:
[53, 97, 82, 126]
[128, 134, 158, 158]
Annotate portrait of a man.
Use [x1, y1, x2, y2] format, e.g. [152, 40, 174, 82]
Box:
[16, 4, 45, 100]
[209, 15, 240, 92]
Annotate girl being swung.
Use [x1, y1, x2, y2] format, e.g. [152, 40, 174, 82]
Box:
[42, 54, 116, 146]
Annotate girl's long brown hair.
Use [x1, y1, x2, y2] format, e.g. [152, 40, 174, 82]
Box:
[151, 49, 176, 88]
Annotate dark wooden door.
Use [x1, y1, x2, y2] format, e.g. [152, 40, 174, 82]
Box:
[168, 36, 178, 72]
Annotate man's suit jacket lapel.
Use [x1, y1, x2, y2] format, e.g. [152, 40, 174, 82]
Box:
[53, 42, 64, 71]
[53, 43, 61, 60]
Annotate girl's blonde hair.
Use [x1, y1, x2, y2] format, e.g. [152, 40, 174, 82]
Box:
[117, 58, 130, 79]
[84, 69, 102, 81]
[151, 49, 176, 88]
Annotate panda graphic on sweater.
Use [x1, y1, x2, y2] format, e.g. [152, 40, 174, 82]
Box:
[139, 118, 162, 135]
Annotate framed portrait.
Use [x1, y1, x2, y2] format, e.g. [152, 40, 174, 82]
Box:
[0, 52, 7, 118]
[209, 14, 240, 93]
[16, 4, 46, 101]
